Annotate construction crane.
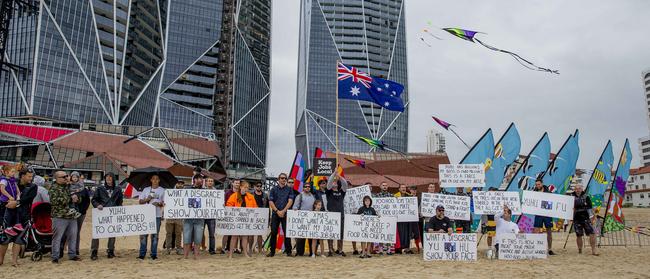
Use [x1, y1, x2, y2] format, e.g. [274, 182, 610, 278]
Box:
[0, 0, 38, 73]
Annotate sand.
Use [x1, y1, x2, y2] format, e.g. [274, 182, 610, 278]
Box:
[7, 205, 650, 279]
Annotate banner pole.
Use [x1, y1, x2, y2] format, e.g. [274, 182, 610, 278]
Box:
[336, 60, 340, 165]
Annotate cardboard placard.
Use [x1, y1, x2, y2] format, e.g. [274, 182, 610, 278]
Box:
[472, 191, 522, 215]
[423, 233, 478, 261]
[343, 185, 372, 214]
[439, 164, 485, 188]
[92, 205, 157, 239]
[498, 233, 548, 260]
[420, 193, 471, 220]
[164, 189, 225, 219]
[521, 191, 574, 220]
[285, 210, 342, 240]
[373, 197, 419, 222]
[343, 214, 397, 244]
[216, 207, 269, 236]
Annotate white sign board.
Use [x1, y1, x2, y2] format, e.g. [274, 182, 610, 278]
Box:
[374, 197, 419, 222]
[521, 191, 574, 220]
[343, 185, 372, 214]
[164, 189, 225, 219]
[420, 193, 471, 220]
[472, 191, 522, 215]
[439, 164, 485, 188]
[216, 207, 269, 236]
[423, 233, 478, 261]
[286, 210, 342, 240]
[498, 233, 548, 260]
[92, 205, 157, 239]
[343, 214, 397, 244]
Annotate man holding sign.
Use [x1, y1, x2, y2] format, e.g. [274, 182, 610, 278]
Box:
[137, 175, 165, 260]
[183, 174, 205, 260]
[532, 179, 555, 255]
[494, 205, 520, 258]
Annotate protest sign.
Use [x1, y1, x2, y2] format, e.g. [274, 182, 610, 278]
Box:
[343, 185, 372, 214]
[343, 214, 397, 244]
[498, 233, 548, 260]
[439, 164, 485, 188]
[164, 189, 225, 219]
[216, 207, 269, 236]
[374, 197, 419, 222]
[92, 205, 157, 239]
[314, 158, 337, 176]
[423, 233, 478, 261]
[472, 191, 522, 215]
[286, 210, 342, 240]
[521, 191, 574, 220]
[420, 193, 471, 220]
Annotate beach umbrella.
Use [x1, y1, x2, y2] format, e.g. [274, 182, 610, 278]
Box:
[126, 166, 179, 191]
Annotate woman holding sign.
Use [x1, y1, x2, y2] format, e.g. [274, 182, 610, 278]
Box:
[225, 180, 258, 258]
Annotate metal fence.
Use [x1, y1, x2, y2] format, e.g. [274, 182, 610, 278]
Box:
[598, 219, 650, 247]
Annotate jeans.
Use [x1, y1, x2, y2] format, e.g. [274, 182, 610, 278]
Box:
[52, 218, 77, 260]
[91, 237, 116, 254]
[62, 214, 85, 256]
[183, 219, 204, 245]
[165, 219, 182, 249]
[139, 217, 162, 258]
[204, 219, 216, 253]
[269, 213, 291, 255]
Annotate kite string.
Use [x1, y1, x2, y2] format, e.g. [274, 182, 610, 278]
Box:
[474, 38, 559, 74]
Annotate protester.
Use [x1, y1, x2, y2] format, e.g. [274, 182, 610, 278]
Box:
[326, 172, 347, 257]
[267, 173, 294, 257]
[293, 182, 316, 256]
[532, 179, 555, 255]
[453, 187, 472, 233]
[394, 184, 413, 254]
[90, 172, 123, 260]
[408, 185, 422, 253]
[226, 180, 257, 258]
[63, 171, 91, 257]
[316, 179, 328, 208]
[494, 205, 519, 258]
[222, 179, 240, 254]
[0, 167, 37, 267]
[572, 185, 599, 256]
[184, 174, 206, 260]
[251, 181, 268, 254]
[426, 205, 453, 234]
[50, 170, 82, 263]
[202, 177, 217, 255]
[357, 196, 378, 259]
[1, 164, 23, 237]
[482, 187, 498, 251]
[32, 175, 50, 203]
[138, 175, 165, 260]
[165, 181, 184, 255]
[373, 181, 394, 255]
[309, 199, 327, 258]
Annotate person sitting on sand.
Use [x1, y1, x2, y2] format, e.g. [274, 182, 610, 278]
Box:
[426, 205, 453, 235]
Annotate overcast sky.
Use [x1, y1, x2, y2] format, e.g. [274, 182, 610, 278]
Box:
[265, 0, 650, 176]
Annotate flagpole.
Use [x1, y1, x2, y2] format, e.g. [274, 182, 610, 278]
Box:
[336, 60, 340, 165]
[600, 140, 627, 236]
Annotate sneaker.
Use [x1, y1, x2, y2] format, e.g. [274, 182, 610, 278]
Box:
[321, 254, 327, 258]
[340, 251, 347, 257]
[107, 251, 115, 258]
[51, 259, 59, 264]
[4, 228, 17, 237]
[70, 257, 82, 261]
[90, 252, 98, 261]
[359, 254, 365, 259]
[175, 248, 183, 255]
[266, 253, 275, 257]
[387, 252, 394, 256]
[353, 250, 359, 255]
[327, 252, 333, 257]
[366, 254, 372, 258]
[311, 254, 316, 258]
[548, 250, 556, 256]
[13, 224, 24, 231]
[209, 251, 217, 255]
[151, 256, 158, 260]
[137, 256, 145, 260]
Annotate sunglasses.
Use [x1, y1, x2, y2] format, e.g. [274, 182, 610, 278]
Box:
[437, 209, 445, 212]
[57, 175, 69, 179]
[279, 177, 287, 180]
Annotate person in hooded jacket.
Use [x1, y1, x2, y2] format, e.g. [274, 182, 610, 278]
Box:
[90, 172, 123, 260]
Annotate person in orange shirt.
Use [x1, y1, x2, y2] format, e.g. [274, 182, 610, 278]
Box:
[225, 180, 257, 258]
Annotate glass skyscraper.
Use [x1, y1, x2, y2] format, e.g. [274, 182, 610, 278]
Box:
[1, 0, 271, 173]
[295, 0, 409, 164]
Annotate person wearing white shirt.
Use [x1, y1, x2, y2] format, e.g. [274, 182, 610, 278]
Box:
[493, 205, 520, 258]
[137, 175, 165, 260]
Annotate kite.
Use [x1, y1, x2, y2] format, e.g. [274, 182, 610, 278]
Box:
[355, 135, 386, 150]
[344, 158, 366, 168]
[442, 27, 559, 74]
[432, 116, 471, 149]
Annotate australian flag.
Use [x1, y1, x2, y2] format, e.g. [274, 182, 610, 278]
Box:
[337, 62, 405, 112]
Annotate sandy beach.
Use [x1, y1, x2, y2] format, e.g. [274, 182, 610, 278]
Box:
[10, 206, 650, 279]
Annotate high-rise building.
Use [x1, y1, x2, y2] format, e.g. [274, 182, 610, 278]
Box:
[295, 0, 409, 165]
[0, 0, 271, 176]
[426, 128, 445, 153]
[639, 70, 650, 167]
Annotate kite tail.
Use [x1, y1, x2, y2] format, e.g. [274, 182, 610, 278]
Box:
[474, 38, 559, 74]
[419, 37, 432, 47]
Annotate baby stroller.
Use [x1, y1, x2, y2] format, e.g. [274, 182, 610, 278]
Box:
[20, 202, 53, 261]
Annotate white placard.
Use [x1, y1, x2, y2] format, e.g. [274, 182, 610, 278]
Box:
[521, 191, 574, 220]
[498, 233, 548, 260]
[216, 207, 269, 236]
[472, 191, 522, 215]
[343, 214, 397, 244]
[439, 164, 485, 188]
[164, 189, 225, 219]
[92, 205, 157, 239]
[285, 210, 342, 240]
[421, 193, 471, 220]
[423, 233, 478, 261]
[343, 185, 372, 214]
[374, 197, 419, 222]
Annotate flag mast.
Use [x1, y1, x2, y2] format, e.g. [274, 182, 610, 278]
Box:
[335, 60, 340, 165]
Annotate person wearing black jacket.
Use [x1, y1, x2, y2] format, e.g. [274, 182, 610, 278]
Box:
[357, 196, 377, 259]
[90, 172, 123, 260]
[325, 172, 347, 256]
[0, 168, 37, 266]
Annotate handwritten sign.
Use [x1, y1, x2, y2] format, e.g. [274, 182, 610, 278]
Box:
[216, 207, 269, 235]
[374, 197, 419, 222]
[286, 210, 342, 240]
[92, 205, 157, 239]
[344, 185, 372, 214]
[498, 233, 547, 260]
[521, 191, 574, 220]
[472, 191, 522, 215]
[343, 214, 397, 244]
[439, 164, 485, 188]
[421, 193, 471, 220]
[423, 233, 478, 261]
[164, 189, 225, 219]
[314, 158, 337, 176]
